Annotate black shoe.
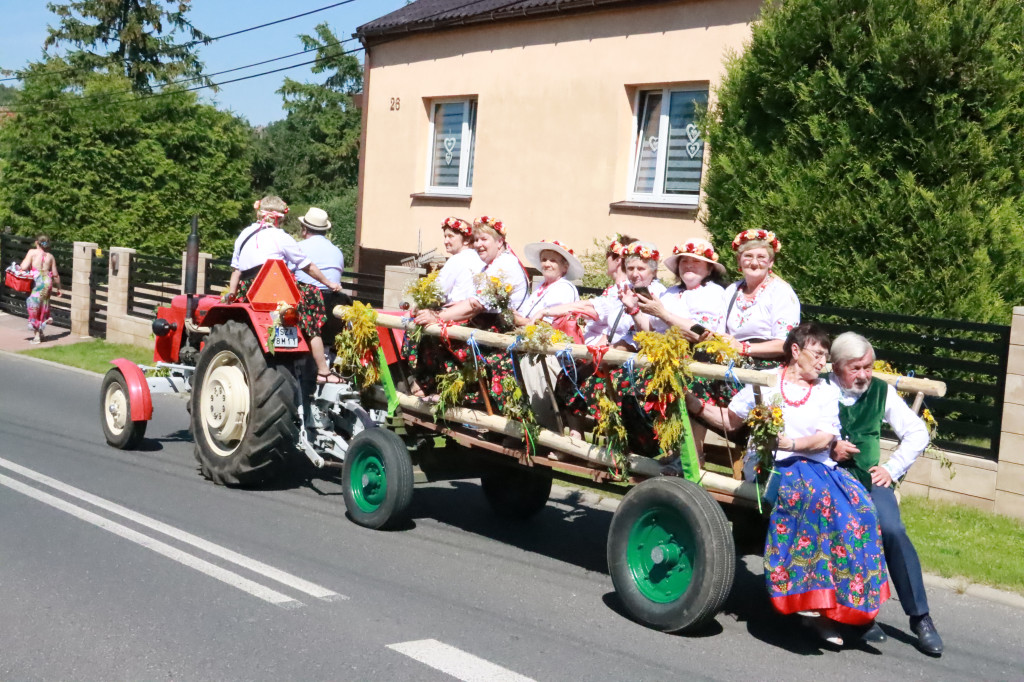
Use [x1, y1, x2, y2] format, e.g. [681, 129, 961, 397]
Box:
[910, 614, 943, 656]
[861, 622, 887, 644]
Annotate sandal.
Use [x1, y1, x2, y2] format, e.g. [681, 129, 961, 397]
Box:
[317, 371, 342, 385]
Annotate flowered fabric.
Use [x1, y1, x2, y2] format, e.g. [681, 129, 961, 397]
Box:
[237, 277, 325, 341]
[26, 269, 53, 333]
[765, 457, 890, 625]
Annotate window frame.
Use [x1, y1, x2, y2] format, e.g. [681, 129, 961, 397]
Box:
[626, 85, 708, 207]
[424, 97, 477, 197]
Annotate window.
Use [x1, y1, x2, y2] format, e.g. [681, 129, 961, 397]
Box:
[426, 98, 477, 195]
[628, 87, 708, 205]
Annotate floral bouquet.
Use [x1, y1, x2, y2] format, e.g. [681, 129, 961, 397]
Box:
[520, 320, 570, 352]
[404, 270, 445, 311]
[474, 273, 515, 329]
[745, 400, 784, 480]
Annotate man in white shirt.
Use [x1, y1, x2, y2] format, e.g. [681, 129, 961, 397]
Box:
[295, 207, 347, 344]
[828, 332, 942, 656]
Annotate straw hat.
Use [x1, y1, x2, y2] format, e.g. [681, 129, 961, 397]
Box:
[664, 239, 726, 277]
[523, 239, 584, 281]
[298, 207, 332, 232]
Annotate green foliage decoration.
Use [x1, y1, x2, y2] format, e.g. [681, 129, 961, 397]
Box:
[702, 0, 1024, 324]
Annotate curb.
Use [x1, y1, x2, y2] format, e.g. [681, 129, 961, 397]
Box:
[0, 348, 104, 379]
[550, 483, 1024, 611]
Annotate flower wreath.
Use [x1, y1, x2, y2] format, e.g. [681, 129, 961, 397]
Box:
[442, 216, 473, 238]
[253, 199, 289, 227]
[253, 199, 289, 215]
[539, 239, 575, 255]
[624, 243, 660, 261]
[608, 236, 627, 257]
[474, 215, 506, 237]
[673, 239, 720, 262]
[731, 228, 781, 253]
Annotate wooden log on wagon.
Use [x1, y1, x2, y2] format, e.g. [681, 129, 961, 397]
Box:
[372, 387, 760, 504]
[354, 309, 777, 387]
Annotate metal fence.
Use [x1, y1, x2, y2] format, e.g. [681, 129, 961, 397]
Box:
[205, 258, 385, 307]
[128, 253, 181, 320]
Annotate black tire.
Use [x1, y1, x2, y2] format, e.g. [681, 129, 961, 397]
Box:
[342, 429, 414, 530]
[190, 320, 300, 486]
[480, 466, 553, 520]
[100, 368, 148, 449]
[607, 477, 735, 633]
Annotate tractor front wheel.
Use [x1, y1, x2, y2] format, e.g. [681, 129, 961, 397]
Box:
[100, 368, 147, 449]
[342, 429, 414, 530]
[190, 320, 300, 486]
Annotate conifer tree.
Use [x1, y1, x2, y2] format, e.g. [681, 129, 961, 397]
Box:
[44, 0, 209, 92]
[702, 0, 1024, 323]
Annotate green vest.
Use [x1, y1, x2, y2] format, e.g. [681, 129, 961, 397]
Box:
[833, 376, 887, 489]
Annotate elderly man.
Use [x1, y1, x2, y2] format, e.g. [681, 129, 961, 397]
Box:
[828, 332, 943, 656]
[295, 207, 348, 346]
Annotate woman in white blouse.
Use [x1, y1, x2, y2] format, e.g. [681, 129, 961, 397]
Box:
[718, 229, 801, 366]
[435, 217, 484, 304]
[633, 239, 726, 341]
[513, 240, 582, 325]
[615, 242, 667, 350]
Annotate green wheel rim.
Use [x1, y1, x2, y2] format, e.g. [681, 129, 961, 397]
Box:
[626, 505, 696, 603]
[349, 445, 388, 513]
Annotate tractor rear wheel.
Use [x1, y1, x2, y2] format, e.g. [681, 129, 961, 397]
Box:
[100, 368, 147, 449]
[190, 320, 300, 486]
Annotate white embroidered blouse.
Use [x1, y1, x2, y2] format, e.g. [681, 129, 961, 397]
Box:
[718, 274, 800, 341]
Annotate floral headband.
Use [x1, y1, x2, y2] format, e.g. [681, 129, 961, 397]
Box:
[731, 228, 781, 253]
[624, 243, 660, 261]
[539, 239, 575, 255]
[673, 239, 720, 262]
[442, 216, 472, 238]
[474, 215, 506, 237]
[608, 237, 627, 257]
[253, 199, 289, 215]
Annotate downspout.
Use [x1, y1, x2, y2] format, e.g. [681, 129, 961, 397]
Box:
[353, 44, 371, 272]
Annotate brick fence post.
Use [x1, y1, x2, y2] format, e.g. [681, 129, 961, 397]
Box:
[70, 242, 97, 337]
[383, 265, 425, 309]
[105, 247, 135, 345]
[997, 306, 1024, 519]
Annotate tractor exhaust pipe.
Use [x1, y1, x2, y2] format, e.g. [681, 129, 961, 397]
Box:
[184, 215, 200, 319]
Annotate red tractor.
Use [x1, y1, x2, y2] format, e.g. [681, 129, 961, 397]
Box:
[100, 223, 381, 488]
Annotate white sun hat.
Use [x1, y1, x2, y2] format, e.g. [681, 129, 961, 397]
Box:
[663, 238, 727, 277]
[523, 239, 585, 281]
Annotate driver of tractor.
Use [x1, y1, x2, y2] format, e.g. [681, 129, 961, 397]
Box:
[226, 195, 345, 385]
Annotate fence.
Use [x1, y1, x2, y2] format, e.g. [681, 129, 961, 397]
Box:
[204, 258, 386, 307]
[128, 253, 187, 321]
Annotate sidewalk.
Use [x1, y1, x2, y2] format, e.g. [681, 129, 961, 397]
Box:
[0, 310, 90, 353]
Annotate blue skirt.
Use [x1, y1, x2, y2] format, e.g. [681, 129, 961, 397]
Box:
[764, 457, 890, 625]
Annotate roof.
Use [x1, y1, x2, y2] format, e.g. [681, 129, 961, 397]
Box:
[356, 0, 674, 44]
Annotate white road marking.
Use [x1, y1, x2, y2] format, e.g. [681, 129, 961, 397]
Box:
[0, 456, 344, 601]
[0, 473, 301, 607]
[387, 639, 535, 682]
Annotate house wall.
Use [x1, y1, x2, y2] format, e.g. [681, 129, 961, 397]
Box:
[357, 0, 762, 266]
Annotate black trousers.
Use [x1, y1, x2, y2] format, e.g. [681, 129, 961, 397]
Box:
[871, 483, 930, 617]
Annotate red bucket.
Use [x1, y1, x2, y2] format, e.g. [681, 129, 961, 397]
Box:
[4, 269, 34, 293]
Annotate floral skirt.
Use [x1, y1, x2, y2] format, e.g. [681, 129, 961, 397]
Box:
[27, 270, 53, 332]
[764, 457, 890, 625]
[238, 277, 325, 340]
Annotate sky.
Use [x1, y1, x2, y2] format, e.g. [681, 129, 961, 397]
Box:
[0, 0, 408, 125]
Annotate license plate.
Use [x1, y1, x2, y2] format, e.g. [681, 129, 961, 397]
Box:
[274, 326, 299, 349]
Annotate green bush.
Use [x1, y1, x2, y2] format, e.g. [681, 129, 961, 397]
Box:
[702, 0, 1024, 324]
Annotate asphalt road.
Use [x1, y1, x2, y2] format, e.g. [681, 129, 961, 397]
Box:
[1, 352, 1022, 681]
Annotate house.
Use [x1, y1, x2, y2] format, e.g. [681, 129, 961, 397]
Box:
[353, 0, 763, 272]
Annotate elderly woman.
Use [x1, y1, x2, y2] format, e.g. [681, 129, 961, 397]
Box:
[435, 217, 484, 304]
[718, 229, 800, 366]
[689, 323, 889, 646]
[226, 195, 344, 384]
[633, 239, 726, 340]
[514, 239, 582, 325]
[616, 242, 667, 350]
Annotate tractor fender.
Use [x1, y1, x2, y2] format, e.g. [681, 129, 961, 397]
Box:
[109, 358, 153, 422]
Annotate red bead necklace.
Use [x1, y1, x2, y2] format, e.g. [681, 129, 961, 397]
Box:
[779, 366, 813, 407]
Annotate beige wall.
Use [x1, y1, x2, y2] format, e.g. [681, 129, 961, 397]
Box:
[358, 0, 761, 266]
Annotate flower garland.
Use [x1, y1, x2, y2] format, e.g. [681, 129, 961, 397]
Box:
[624, 243, 660, 261]
[333, 302, 380, 387]
[474, 272, 515, 329]
[537, 239, 576, 255]
[474, 215, 505, 237]
[442, 216, 473, 238]
[745, 400, 785, 480]
[672, 239, 720, 263]
[593, 392, 629, 477]
[731, 228, 781, 253]
[519, 321, 569, 352]
[633, 328, 693, 455]
[608, 236, 628, 257]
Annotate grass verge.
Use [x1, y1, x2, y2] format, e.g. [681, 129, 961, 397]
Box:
[901, 494, 1024, 595]
[19, 339, 153, 375]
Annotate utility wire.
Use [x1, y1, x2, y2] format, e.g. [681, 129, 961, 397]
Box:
[3, 37, 358, 112]
[6, 44, 365, 115]
[0, 0, 363, 83]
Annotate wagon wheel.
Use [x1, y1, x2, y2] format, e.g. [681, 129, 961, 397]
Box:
[100, 368, 148, 449]
[480, 466, 552, 520]
[342, 428, 414, 530]
[607, 477, 735, 633]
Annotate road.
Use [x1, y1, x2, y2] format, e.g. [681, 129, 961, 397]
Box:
[0, 352, 1022, 681]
